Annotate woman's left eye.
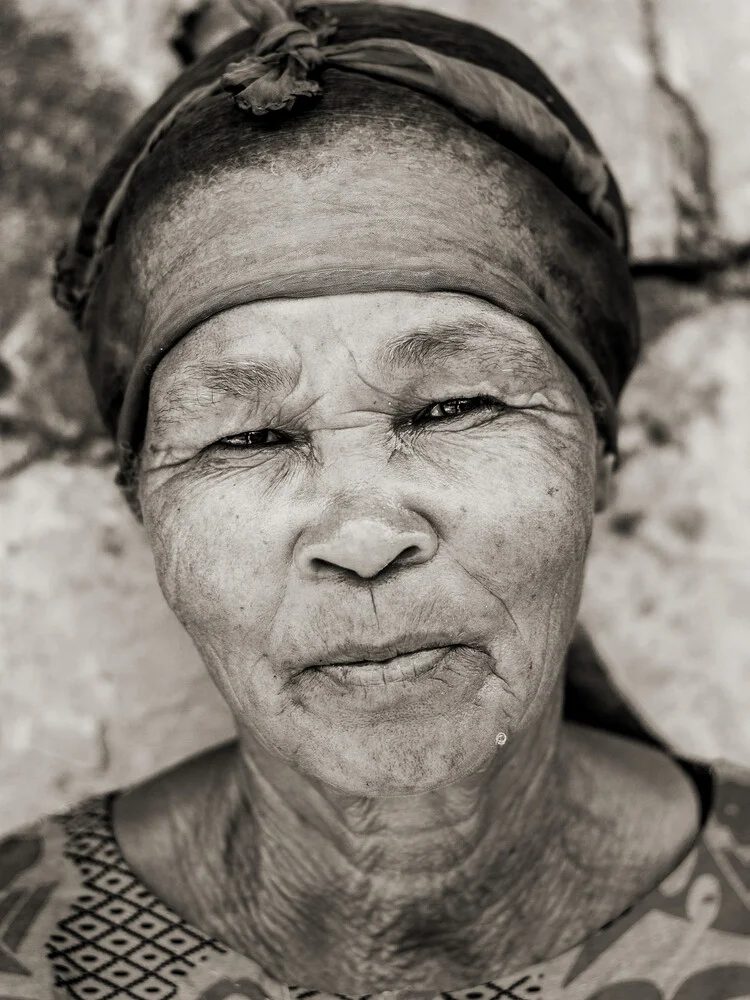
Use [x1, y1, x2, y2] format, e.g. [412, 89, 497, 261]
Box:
[411, 395, 507, 425]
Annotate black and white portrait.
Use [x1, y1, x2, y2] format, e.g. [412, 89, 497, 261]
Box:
[1, 1, 748, 998]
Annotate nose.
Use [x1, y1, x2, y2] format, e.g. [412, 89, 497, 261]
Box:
[294, 506, 439, 580]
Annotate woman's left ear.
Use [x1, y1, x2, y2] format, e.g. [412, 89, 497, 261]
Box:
[594, 441, 615, 513]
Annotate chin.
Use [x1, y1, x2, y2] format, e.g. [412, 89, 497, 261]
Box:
[284, 714, 503, 797]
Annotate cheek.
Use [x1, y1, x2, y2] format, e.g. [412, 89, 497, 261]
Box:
[450, 416, 595, 546]
[141, 475, 285, 661]
[448, 425, 596, 633]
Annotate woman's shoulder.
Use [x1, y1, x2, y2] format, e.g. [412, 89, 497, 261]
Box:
[503, 754, 750, 1000]
[0, 790, 232, 1000]
[0, 794, 110, 998]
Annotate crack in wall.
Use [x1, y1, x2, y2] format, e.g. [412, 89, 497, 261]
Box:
[632, 242, 750, 293]
[97, 721, 111, 774]
[170, 1, 210, 65]
[0, 423, 116, 480]
[640, 0, 723, 260]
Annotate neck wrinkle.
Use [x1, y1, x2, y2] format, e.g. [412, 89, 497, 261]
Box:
[191, 683, 577, 959]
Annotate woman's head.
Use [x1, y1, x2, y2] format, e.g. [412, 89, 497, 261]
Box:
[54, 0, 639, 796]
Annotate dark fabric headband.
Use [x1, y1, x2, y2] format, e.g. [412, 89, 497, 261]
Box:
[53, 0, 639, 517]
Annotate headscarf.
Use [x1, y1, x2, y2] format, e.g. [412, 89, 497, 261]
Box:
[53, 0, 640, 518]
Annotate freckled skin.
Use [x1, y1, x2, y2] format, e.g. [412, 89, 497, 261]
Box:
[140, 291, 597, 796]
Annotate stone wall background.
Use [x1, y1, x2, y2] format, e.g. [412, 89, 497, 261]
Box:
[1, 0, 749, 838]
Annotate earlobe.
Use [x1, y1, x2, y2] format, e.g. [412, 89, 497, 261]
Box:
[594, 446, 616, 513]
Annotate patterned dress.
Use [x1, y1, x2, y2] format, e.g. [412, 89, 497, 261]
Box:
[0, 756, 748, 1000]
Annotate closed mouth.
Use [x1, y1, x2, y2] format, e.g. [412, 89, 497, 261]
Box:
[310, 636, 459, 668]
[313, 646, 455, 687]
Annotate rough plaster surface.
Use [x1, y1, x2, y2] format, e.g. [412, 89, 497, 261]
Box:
[652, 0, 750, 247]
[1, 0, 749, 836]
[581, 300, 750, 766]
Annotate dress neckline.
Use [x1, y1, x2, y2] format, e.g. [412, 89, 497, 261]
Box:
[91, 753, 715, 1000]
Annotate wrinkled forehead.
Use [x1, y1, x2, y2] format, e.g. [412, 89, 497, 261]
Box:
[150, 289, 581, 396]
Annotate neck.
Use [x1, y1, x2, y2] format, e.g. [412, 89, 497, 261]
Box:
[168, 688, 649, 993]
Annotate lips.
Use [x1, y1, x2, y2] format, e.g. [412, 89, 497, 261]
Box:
[315, 646, 455, 687]
[308, 634, 461, 668]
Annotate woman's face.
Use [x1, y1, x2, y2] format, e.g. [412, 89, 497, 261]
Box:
[139, 290, 602, 795]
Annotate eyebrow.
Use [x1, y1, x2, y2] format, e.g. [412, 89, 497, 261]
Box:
[182, 358, 300, 398]
[164, 318, 548, 413]
[374, 319, 544, 374]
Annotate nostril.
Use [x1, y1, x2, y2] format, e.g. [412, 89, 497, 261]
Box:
[309, 557, 343, 575]
[311, 544, 424, 580]
[308, 558, 381, 584]
[307, 545, 420, 581]
[399, 545, 421, 564]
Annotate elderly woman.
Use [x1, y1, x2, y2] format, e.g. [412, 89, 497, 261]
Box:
[2, 0, 749, 997]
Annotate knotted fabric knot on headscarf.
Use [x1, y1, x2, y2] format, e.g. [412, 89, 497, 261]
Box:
[222, 0, 339, 113]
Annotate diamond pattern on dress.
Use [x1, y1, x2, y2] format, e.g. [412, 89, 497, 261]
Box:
[126, 942, 174, 971]
[151, 928, 207, 958]
[96, 901, 140, 925]
[45, 795, 547, 1000]
[285, 972, 546, 1000]
[46, 795, 228, 999]
[129, 977, 177, 1000]
[69, 974, 115, 1000]
[125, 913, 172, 939]
[98, 958, 147, 989]
[65, 944, 114, 974]
[65, 914, 113, 940]
[91, 870, 135, 896]
[77, 890, 112, 910]
[95, 928, 144, 956]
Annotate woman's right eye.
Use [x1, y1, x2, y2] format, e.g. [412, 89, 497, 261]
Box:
[215, 429, 286, 449]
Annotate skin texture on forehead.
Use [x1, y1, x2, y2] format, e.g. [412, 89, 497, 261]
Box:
[123, 69, 490, 224]
[123, 85, 611, 311]
[115, 64, 633, 376]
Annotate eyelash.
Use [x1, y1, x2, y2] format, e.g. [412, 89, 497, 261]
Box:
[215, 395, 507, 450]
